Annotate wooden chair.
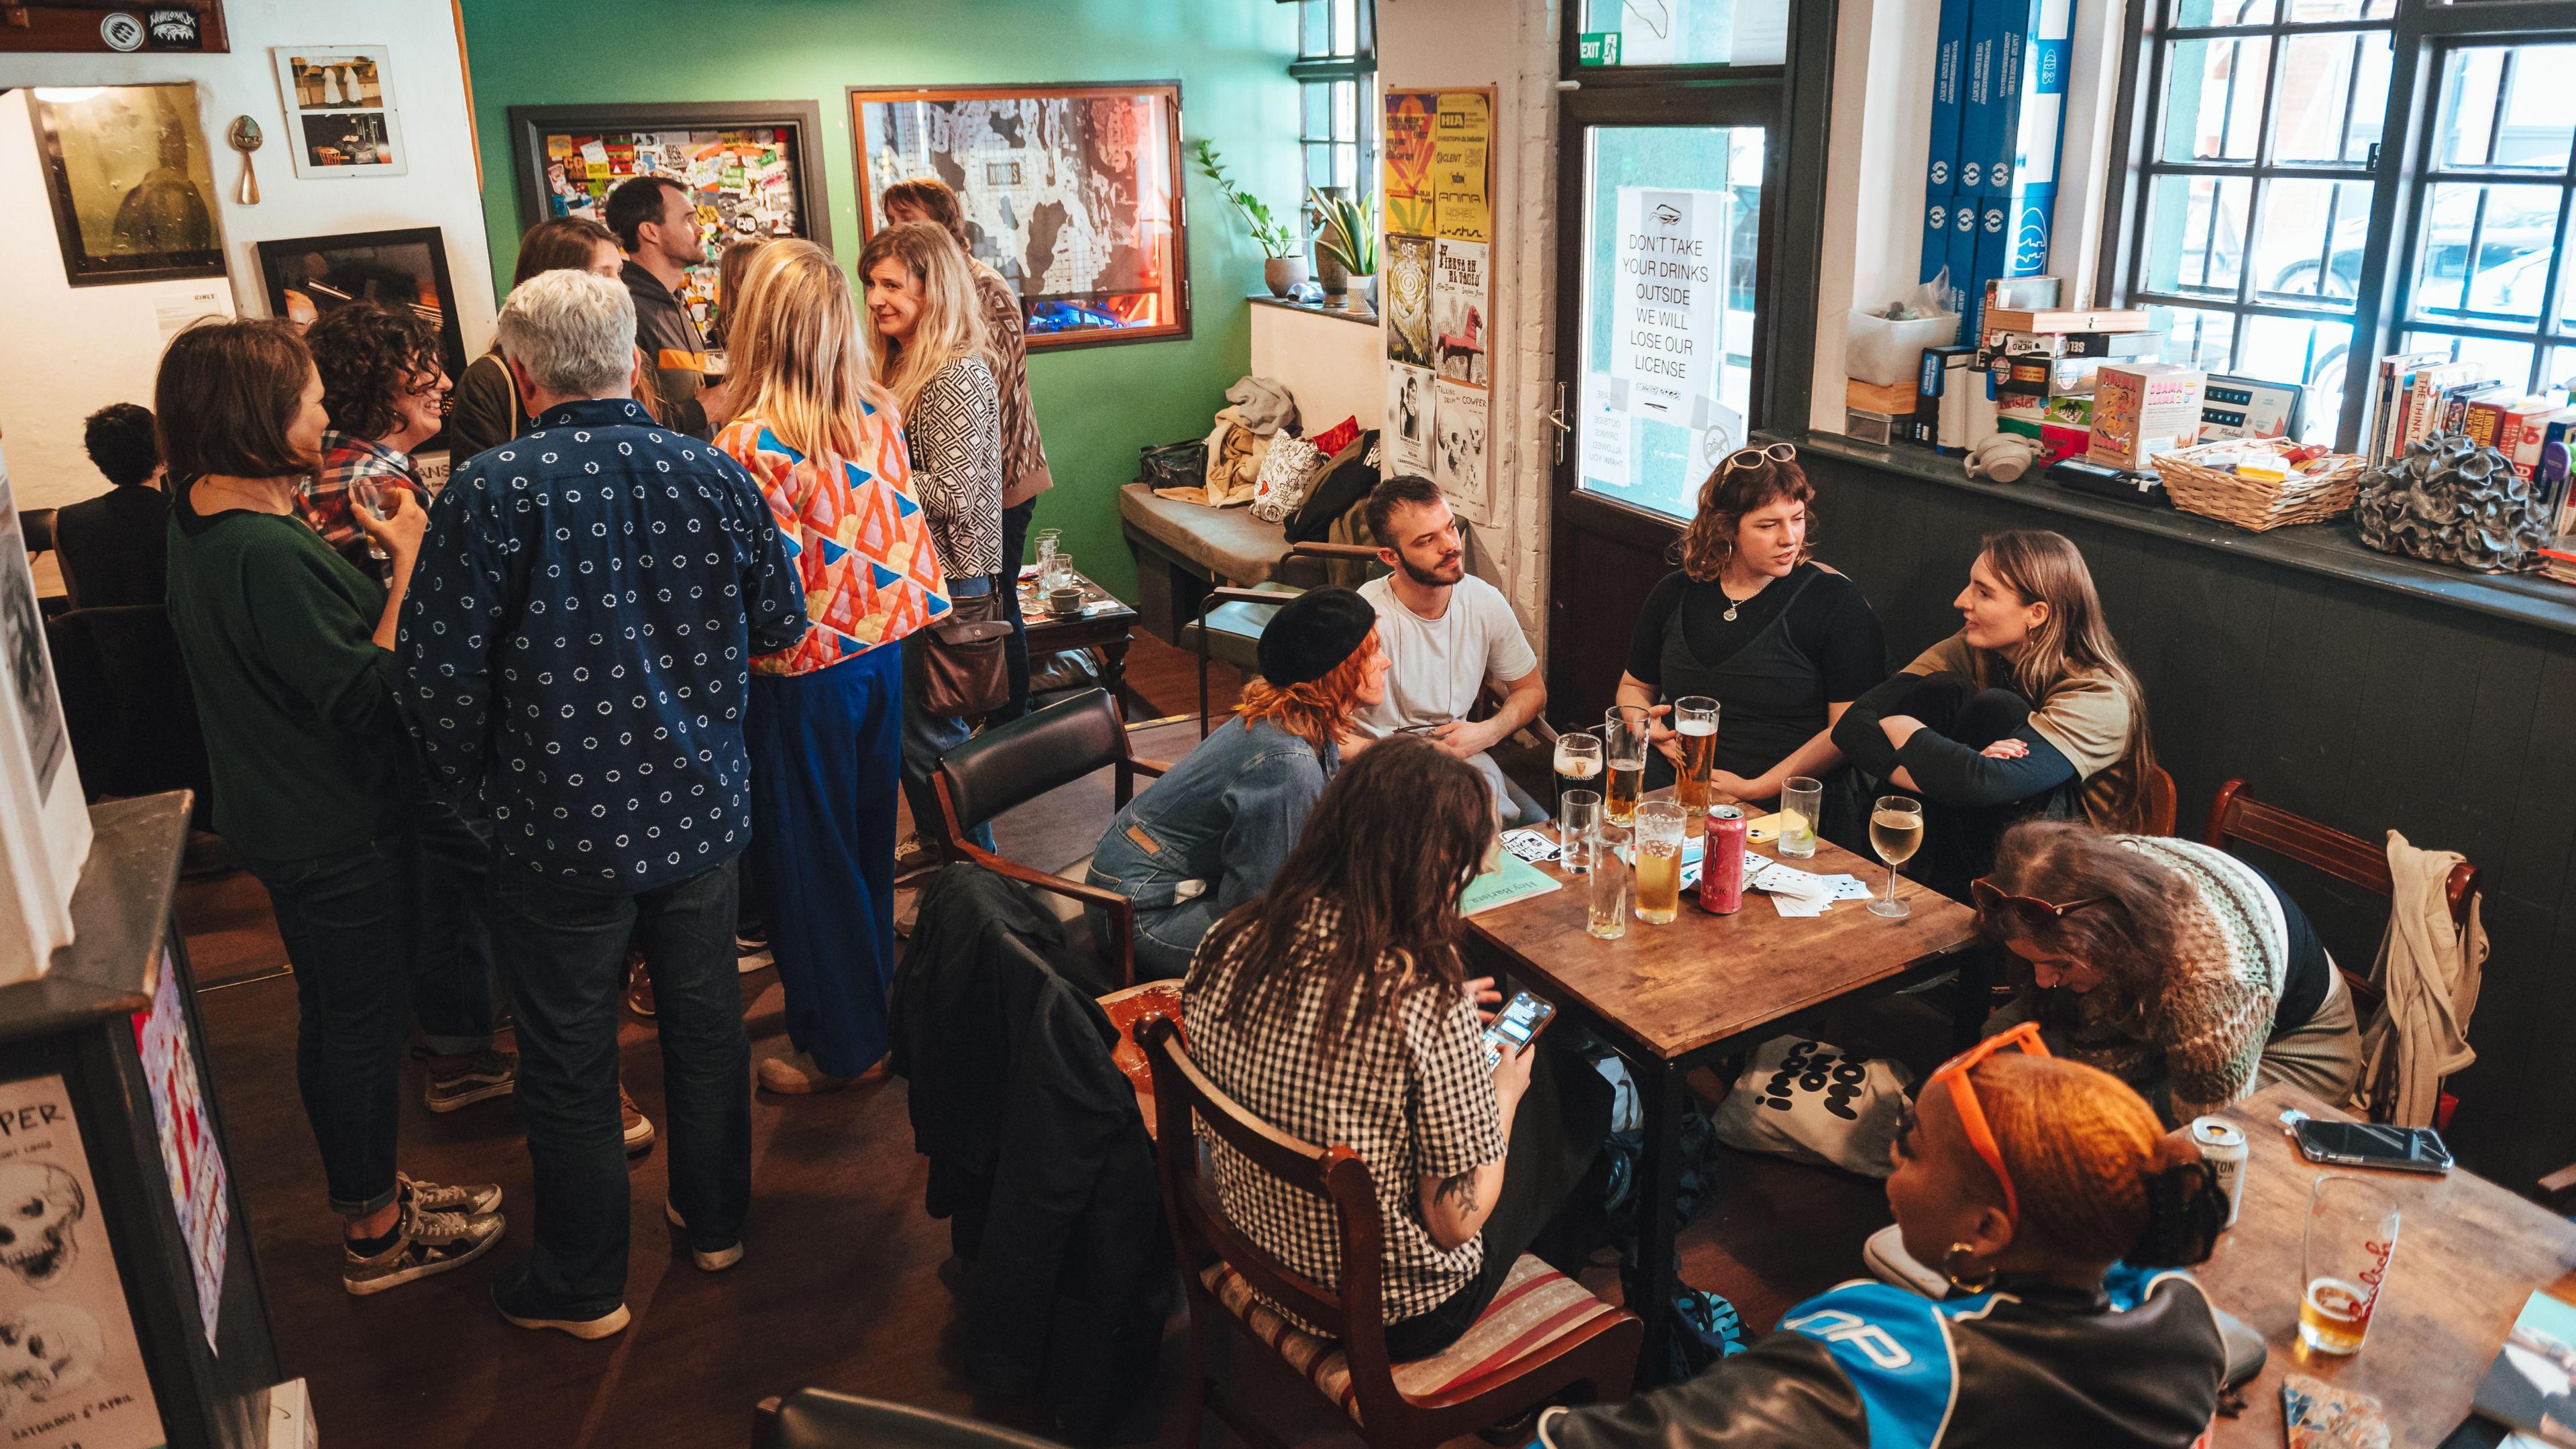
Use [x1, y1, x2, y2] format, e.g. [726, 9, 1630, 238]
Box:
[932, 688, 1170, 987]
[1135, 1014, 1640, 1449]
[2142, 765, 2178, 837]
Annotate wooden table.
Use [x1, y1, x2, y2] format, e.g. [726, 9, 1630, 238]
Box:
[1017, 568, 1138, 712]
[2202, 1084, 2576, 1446]
[1464, 822, 1980, 1381]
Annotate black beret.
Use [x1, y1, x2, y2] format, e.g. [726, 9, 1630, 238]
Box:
[1257, 586, 1376, 688]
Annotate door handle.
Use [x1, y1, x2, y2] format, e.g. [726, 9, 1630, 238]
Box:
[1548, 381, 1570, 464]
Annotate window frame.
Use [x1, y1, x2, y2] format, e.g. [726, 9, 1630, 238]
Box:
[1291, 0, 1378, 247]
[2099, 0, 2576, 452]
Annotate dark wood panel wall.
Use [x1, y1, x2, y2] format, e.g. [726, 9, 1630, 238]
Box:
[1799, 451, 2576, 1190]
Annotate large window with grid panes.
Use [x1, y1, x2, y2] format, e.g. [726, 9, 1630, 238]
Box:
[1293, 0, 1376, 251]
[2114, 2, 2575, 449]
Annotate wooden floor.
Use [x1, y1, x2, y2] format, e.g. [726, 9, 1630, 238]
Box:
[176, 629, 1896, 1449]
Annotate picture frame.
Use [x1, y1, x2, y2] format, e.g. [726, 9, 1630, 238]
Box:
[506, 101, 832, 333]
[850, 81, 1190, 351]
[28, 82, 227, 287]
[254, 227, 468, 450]
[0, 1, 228, 54]
[269, 44, 406, 178]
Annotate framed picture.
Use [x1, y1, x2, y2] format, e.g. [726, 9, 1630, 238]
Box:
[28, 83, 225, 287]
[269, 45, 406, 178]
[506, 101, 830, 334]
[0, 2, 227, 54]
[851, 81, 1189, 350]
[254, 228, 467, 449]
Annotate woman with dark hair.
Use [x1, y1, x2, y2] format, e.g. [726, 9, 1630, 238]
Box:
[1183, 733, 1610, 1358]
[1089, 587, 1391, 978]
[1973, 819, 2362, 1124]
[301, 301, 448, 578]
[159, 318, 504, 1294]
[1833, 529, 2157, 897]
[1538, 1039, 2229, 1449]
[1616, 443, 1885, 833]
[704, 235, 769, 350]
[445, 217, 623, 459]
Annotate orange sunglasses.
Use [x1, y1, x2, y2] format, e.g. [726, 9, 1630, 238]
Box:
[1927, 1021, 2051, 1223]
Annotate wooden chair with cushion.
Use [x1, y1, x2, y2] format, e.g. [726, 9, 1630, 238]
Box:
[1135, 1013, 1640, 1449]
[2142, 765, 2178, 837]
[931, 688, 1169, 988]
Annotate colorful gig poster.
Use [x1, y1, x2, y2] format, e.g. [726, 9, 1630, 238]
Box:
[1431, 91, 1491, 244]
[131, 953, 228, 1352]
[1382, 91, 1438, 237]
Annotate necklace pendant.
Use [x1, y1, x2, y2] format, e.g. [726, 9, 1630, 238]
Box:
[1723, 603, 1739, 622]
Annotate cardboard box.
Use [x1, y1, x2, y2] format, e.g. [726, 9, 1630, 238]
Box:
[2088, 364, 2206, 467]
[1848, 377, 1921, 415]
[1968, 199, 2010, 335]
[1985, 305, 2153, 333]
[1999, 0, 2072, 198]
[1960, 0, 2010, 193]
[1947, 197, 1982, 316]
[1922, 195, 1962, 302]
[1926, 0, 1973, 196]
[1986, 276, 2061, 312]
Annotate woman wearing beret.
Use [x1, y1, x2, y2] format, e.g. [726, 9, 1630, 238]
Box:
[1089, 587, 1389, 979]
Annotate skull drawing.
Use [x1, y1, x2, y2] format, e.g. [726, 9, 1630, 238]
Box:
[0, 1302, 104, 1418]
[0, 1163, 85, 1289]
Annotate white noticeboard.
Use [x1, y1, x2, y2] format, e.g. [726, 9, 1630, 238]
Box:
[0, 446, 88, 985]
[1608, 186, 1731, 428]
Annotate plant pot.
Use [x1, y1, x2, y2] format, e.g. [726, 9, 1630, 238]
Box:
[1264, 256, 1307, 298]
[1316, 248, 1349, 302]
[1344, 272, 1377, 313]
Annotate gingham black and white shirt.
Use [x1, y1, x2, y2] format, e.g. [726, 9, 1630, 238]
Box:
[1181, 900, 1507, 1323]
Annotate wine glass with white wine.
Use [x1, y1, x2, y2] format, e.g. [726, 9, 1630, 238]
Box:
[1866, 795, 1923, 919]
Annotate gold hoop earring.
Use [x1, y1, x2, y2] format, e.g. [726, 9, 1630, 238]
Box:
[1941, 1242, 1994, 1295]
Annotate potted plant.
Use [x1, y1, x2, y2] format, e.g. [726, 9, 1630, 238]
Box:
[1307, 186, 1378, 311]
[1191, 140, 1303, 297]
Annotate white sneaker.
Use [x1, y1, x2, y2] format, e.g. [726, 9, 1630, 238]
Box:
[665, 1201, 744, 1272]
[1863, 1224, 1952, 1299]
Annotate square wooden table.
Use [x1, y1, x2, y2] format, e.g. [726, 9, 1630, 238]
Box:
[1463, 821, 1980, 1381]
[1016, 568, 1139, 712]
[2202, 1083, 2576, 1446]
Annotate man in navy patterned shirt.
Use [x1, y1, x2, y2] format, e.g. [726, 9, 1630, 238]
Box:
[400, 268, 804, 1338]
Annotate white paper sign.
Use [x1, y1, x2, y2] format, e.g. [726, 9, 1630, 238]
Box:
[1609, 187, 1731, 423]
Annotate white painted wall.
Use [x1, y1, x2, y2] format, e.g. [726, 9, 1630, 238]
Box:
[1250, 304, 1385, 433]
[0, 2, 496, 510]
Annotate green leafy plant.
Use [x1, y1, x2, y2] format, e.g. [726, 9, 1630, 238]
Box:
[1306, 186, 1378, 276]
[1191, 140, 1295, 260]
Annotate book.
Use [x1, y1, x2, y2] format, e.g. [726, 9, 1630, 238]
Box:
[2284, 1371, 2392, 1448]
[1982, 305, 2151, 334]
[2409, 362, 2484, 449]
[2470, 1290, 2576, 1446]
[1459, 850, 1564, 918]
[2368, 352, 2447, 466]
[2499, 398, 2562, 479]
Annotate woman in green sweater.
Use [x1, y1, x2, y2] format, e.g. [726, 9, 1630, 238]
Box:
[158, 319, 505, 1295]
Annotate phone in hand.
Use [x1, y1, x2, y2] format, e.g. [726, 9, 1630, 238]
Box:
[1483, 991, 1556, 1069]
[2281, 1110, 2454, 1175]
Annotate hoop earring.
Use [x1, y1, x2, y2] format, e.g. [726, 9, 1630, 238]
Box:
[1941, 1242, 1995, 1295]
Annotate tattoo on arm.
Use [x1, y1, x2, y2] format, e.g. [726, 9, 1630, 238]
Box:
[1436, 1169, 1481, 1218]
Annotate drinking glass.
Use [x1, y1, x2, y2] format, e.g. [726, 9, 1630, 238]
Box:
[1554, 733, 1603, 830]
[1034, 528, 1062, 578]
[349, 479, 392, 561]
[1633, 800, 1686, 925]
[2300, 1175, 2400, 1357]
[1050, 551, 1077, 593]
[1601, 706, 1650, 826]
[1779, 776, 1823, 860]
[1672, 696, 1720, 836]
[1866, 795, 1923, 919]
[1558, 788, 1601, 869]
[1584, 826, 1629, 939]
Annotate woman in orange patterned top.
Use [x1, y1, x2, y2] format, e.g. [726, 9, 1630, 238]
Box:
[714, 239, 951, 1094]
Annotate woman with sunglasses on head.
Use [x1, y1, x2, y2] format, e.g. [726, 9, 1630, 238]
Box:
[1535, 1028, 2230, 1449]
[1615, 443, 1885, 837]
[1972, 818, 2362, 1125]
[1832, 529, 2156, 899]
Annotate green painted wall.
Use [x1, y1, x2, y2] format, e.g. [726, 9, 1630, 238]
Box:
[455, 0, 1301, 602]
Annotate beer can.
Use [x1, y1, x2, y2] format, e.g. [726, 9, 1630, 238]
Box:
[2190, 1116, 2247, 1227]
[1698, 806, 1746, 915]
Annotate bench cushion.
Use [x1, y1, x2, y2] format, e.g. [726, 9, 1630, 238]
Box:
[1120, 482, 1289, 584]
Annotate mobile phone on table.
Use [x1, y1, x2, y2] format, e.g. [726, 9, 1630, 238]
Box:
[2281, 1111, 2453, 1175]
[1482, 991, 1556, 1069]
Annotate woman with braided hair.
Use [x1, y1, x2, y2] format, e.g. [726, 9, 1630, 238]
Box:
[1536, 1032, 2231, 1449]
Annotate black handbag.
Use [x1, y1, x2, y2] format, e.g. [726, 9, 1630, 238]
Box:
[918, 590, 1013, 717]
[1136, 437, 1207, 491]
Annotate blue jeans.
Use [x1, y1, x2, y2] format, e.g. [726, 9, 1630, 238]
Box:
[487, 855, 750, 1313]
[412, 797, 500, 1055]
[1083, 867, 1220, 981]
[989, 498, 1038, 725]
[900, 575, 1000, 858]
[244, 835, 413, 1218]
[746, 645, 903, 1076]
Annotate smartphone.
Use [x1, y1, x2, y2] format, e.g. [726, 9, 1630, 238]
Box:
[2286, 1116, 2454, 1175]
[1482, 991, 1556, 1069]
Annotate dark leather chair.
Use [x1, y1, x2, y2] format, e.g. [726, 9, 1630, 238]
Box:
[751, 1389, 1072, 1449]
[1180, 540, 1383, 736]
[932, 688, 1170, 986]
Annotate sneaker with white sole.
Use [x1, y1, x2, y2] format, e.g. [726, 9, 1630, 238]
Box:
[398, 1172, 502, 1216]
[664, 1201, 744, 1272]
[1862, 1224, 1955, 1299]
[343, 1201, 505, 1296]
[491, 1273, 631, 1339]
[423, 1049, 518, 1113]
[622, 1087, 655, 1154]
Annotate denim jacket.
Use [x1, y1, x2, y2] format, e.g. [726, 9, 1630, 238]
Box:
[1090, 716, 1338, 915]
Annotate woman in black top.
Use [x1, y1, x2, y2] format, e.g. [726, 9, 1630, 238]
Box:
[1617, 445, 1885, 839]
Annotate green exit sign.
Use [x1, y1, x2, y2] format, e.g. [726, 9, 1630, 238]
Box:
[1577, 30, 1623, 66]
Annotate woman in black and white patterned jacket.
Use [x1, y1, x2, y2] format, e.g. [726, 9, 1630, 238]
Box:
[861, 220, 1005, 863]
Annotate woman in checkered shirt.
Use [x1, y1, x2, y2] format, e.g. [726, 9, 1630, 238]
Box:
[1181, 734, 1610, 1359]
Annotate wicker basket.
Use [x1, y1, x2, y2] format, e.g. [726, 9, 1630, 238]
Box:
[2150, 440, 2367, 531]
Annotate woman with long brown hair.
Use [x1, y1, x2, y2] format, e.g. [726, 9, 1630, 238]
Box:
[1089, 587, 1391, 978]
[1613, 443, 1885, 836]
[1833, 529, 2156, 897]
[1182, 733, 1611, 1359]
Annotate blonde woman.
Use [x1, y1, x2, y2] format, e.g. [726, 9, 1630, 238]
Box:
[859, 219, 1004, 864]
[714, 239, 951, 1094]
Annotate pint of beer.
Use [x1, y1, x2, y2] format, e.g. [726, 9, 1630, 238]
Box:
[1633, 802, 1686, 924]
[2298, 1175, 2399, 1357]
[1672, 696, 1719, 834]
[1603, 705, 1651, 826]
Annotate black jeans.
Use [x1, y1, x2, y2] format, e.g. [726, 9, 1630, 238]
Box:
[411, 798, 500, 1055]
[1879, 672, 2077, 901]
[989, 498, 1039, 724]
[488, 855, 751, 1314]
[1382, 1042, 1612, 1360]
[244, 835, 414, 1218]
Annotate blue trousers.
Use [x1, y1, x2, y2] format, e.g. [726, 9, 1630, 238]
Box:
[412, 796, 499, 1055]
[745, 645, 904, 1077]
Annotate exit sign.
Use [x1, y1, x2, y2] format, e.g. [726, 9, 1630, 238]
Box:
[1577, 30, 1623, 65]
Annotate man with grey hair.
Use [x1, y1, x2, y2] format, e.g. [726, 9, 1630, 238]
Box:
[400, 267, 805, 1338]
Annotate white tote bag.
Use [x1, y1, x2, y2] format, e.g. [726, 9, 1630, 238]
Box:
[1711, 1036, 1917, 1179]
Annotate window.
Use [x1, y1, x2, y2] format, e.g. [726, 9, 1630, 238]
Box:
[1293, 0, 1376, 248]
[2116, 3, 2576, 447]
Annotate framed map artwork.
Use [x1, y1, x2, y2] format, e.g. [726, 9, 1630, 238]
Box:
[852, 82, 1189, 350]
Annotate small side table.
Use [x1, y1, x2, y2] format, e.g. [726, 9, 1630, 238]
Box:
[1018, 569, 1139, 713]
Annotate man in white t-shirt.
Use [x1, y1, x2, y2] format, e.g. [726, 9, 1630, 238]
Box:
[1352, 474, 1550, 824]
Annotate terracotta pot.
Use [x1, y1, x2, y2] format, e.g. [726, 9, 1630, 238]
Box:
[1316, 248, 1350, 301]
[1263, 256, 1307, 297]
